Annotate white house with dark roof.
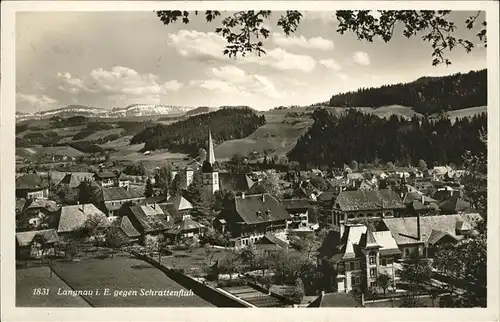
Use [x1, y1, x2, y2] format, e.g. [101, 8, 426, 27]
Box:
[16, 229, 60, 259]
[16, 173, 49, 200]
[317, 223, 400, 293]
[281, 199, 312, 229]
[93, 187, 146, 217]
[218, 193, 291, 247]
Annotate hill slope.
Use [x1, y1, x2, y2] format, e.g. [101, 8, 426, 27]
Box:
[328, 69, 487, 115]
[130, 107, 266, 156]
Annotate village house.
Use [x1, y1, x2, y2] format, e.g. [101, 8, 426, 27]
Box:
[325, 189, 406, 234]
[16, 173, 49, 200]
[93, 187, 146, 217]
[166, 216, 206, 241]
[126, 204, 173, 243]
[281, 199, 312, 230]
[16, 229, 60, 259]
[108, 215, 141, 244]
[317, 223, 401, 294]
[217, 193, 291, 248]
[93, 171, 117, 188]
[50, 203, 108, 236]
[56, 172, 95, 189]
[218, 172, 256, 193]
[16, 199, 60, 231]
[381, 213, 483, 259]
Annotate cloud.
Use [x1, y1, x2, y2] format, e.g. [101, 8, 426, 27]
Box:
[167, 29, 317, 72]
[191, 65, 286, 99]
[167, 29, 227, 61]
[320, 59, 342, 71]
[272, 33, 334, 51]
[335, 72, 349, 81]
[352, 51, 371, 66]
[302, 12, 338, 25]
[57, 66, 183, 99]
[17, 93, 58, 110]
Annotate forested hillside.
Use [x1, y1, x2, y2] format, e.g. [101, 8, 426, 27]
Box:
[130, 107, 266, 156]
[328, 69, 487, 115]
[288, 108, 486, 167]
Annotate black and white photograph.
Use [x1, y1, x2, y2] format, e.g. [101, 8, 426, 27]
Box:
[1, 1, 499, 321]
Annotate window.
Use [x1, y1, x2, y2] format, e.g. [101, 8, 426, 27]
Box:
[381, 258, 387, 266]
[369, 252, 377, 265]
[351, 275, 357, 286]
[387, 258, 393, 265]
[370, 268, 377, 277]
[349, 262, 355, 271]
[370, 281, 377, 289]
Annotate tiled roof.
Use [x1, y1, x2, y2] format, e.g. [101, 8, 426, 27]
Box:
[308, 293, 362, 308]
[335, 189, 405, 212]
[382, 213, 483, 245]
[219, 173, 255, 192]
[94, 171, 116, 179]
[129, 204, 171, 233]
[167, 217, 205, 235]
[24, 199, 59, 213]
[403, 192, 437, 205]
[427, 229, 458, 245]
[233, 193, 291, 225]
[317, 191, 336, 202]
[256, 232, 289, 249]
[372, 231, 401, 255]
[281, 199, 312, 210]
[439, 196, 471, 213]
[98, 187, 145, 201]
[57, 172, 94, 188]
[16, 229, 59, 247]
[167, 195, 193, 211]
[115, 216, 141, 238]
[16, 198, 27, 212]
[342, 225, 367, 259]
[54, 204, 107, 233]
[16, 174, 47, 190]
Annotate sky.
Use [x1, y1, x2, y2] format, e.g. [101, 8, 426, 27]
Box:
[16, 10, 487, 113]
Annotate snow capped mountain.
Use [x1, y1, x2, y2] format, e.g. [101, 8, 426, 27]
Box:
[16, 104, 194, 121]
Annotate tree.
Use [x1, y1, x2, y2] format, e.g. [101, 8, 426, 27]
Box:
[399, 257, 433, 291]
[217, 252, 242, 280]
[144, 178, 154, 198]
[82, 214, 109, 253]
[249, 172, 283, 199]
[350, 160, 359, 171]
[144, 235, 166, 262]
[288, 230, 326, 261]
[292, 277, 305, 303]
[417, 159, 428, 171]
[253, 251, 271, 277]
[375, 273, 393, 296]
[198, 148, 207, 161]
[386, 162, 396, 172]
[157, 10, 486, 66]
[77, 179, 96, 204]
[400, 292, 425, 307]
[106, 229, 128, 257]
[170, 174, 181, 196]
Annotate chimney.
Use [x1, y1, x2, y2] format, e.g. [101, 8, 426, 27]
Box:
[320, 290, 325, 298]
[421, 194, 425, 204]
[417, 212, 421, 241]
[241, 192, 245, 199]
[262, 194, 265, 202]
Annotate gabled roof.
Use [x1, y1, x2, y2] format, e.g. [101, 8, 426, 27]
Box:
[167, 217, 205, 235]
[335, 189, 405, 212]
[308, 293, 362, 308]
[219, 173, 255, 192]
[317, 191, 336, 202]
[167, 195, 193, 211]
[16, 174, 47, 190]
[342, 225, 367, 259]
[115, 216, 141, 238]
[53, 204, 107, 233]
[403, 192, 437, 205]
[94, 171, 116, 179]
[128, 204, 171, 233]
[57, 172, 94, 188]
[97, 187, 145, 201]
[427, 229, 459, 245]
[23, 199, 59, 213]
[439, 196, 471, 213]
[281, 198, 312, 210]
[16, 229, 59, 247]
[382, 213, 483, 246]
[232, 193, 291, 225]
[372, 231, 401, 255]
[257, 232, 289, 249]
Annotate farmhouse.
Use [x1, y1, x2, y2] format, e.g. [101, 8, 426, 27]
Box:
[94, 171, 117, 188]
[50, 203, 108, 235]
[126, 204, 172, 242]
[218, 193, 291, 247]
[16, 229, 60, 259]
[56, 172, 95, 189]
[93, 187, 146, 217]
[281, 198, 312, 230]
[16, 173, 49, 200]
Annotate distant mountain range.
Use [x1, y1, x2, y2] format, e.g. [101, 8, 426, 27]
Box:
[16, 104, 255, 121]
[16, 104, 194, 121]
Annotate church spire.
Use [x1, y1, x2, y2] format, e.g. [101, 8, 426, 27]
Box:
[207, 130, 215, 165]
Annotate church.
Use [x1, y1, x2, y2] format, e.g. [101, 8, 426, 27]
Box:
[201, 130, 220, 194]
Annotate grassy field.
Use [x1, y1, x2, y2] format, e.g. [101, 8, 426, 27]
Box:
[439, 105, 487, 120]
[50, 257, 214, 307]
[16, 266, 90, 307]
[159, 247, 230, 276]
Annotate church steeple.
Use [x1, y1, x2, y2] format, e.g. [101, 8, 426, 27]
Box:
[207, 130, 215, 165]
